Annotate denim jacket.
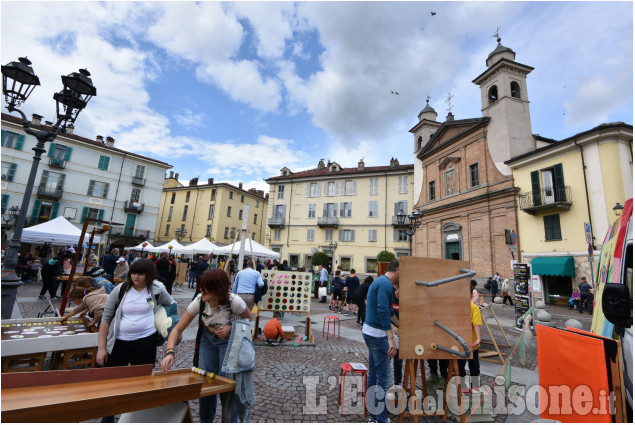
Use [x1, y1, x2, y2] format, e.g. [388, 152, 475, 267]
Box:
[222, 318, 256, 408]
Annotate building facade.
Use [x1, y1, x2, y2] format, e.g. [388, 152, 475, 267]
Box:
[1, 113, 171, 251]
[155, 174, 268, 246]
[506, 123, 633, 304]
[264, 158, 414, 273]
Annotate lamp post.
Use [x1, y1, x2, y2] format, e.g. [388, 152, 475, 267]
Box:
[328, 240, 338, 274]
[2, 206, 21, 229]
[396, 209, 424, 256]
[174, 227, 187, 242]
[613, 202, 624, 217]
[1, 57, 96, 319]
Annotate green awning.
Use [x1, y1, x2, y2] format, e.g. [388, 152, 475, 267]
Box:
[531, 256, 575, 277]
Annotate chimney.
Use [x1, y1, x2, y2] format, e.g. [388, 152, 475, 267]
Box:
[65, 124, 74, 135]
[45, 121, 53, 127]
[317, 159, 325, 170]
[175, 173, 179, 180]
[208, 178, 214, 185]
[105, 136, 115, 147]
[96, 135, 104, 143]
[238, 182, 243, 189]
[189, 177, 199, 186]
[265, 193, 269, 201]
[358, 158, 365, 171]
[169, 171, 174, 179]
[389, 157, 400, 167]
[257, 190, 264, 196]
[31, 114, 42, 126]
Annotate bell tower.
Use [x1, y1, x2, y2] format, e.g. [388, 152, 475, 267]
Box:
[410, 96, 441, 205]
[472, 35, 535, 174]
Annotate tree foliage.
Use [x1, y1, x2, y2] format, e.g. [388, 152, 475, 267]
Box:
[377, 250, 396, 262]
[311, 251, 331, 268]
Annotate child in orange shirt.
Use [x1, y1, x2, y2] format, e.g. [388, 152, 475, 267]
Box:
[263, 312, 284, 345]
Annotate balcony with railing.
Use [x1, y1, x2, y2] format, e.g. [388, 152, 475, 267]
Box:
[317, 216, 339, 228]
[36, 184, 63, 201]
[110, 226, 151, 239]
[132, 176, 145, 186]
[391, 215, 411, 228]
[48, 157, 66, 168]
[519, 186, 572, 214]
[124, 201, 145, 214]
[267, 217, 286, 228]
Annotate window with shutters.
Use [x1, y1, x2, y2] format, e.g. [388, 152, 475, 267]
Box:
[274, 229, 281, 240]
[1, 131, 23, 150]
[344, 180, 356, 196]
[88, 180, 109, 198]
[395, 229, 408, 241]
[341, 257, 352, 272]
[340, 202, 352, 218]
[134, 164, 145, 179]
[366, 258, 378, 274]
[469, 163, 480, 187]
[35, 202, 60, 224]
[208, 204, 215, 220]
[206, 225, 212, 237]
[165, 224, 171, 236]
[224, 227, 229, 238]
[253, 213, 258, 225]
[429, 181, 436, 201]
[274, 205, 285, 219]
[185, 191, 190, 202]
[368, 229, 377, 242]
[1, 161, 16, 182]
[307, 229, 315, 241]
[369, 178, 378, 195]
[394, 200, 408, 217]
[369, 201, 378, 217]
[1, 194, 8, 214]
[277, 185, 285, 199]
[182, 205, 188, 221]
[229, 191, 234, 199]
[327, 181, 337, 196]
[97, 155, 110, 170]
[308, 182, 320, 197]
[230, 227, 236, 239]
[544, 214, 562, 241]
[130, 188, 141, 203]
[167, 206, 173, 222]
[241, 195, 244, 203]
[340, 229, 355, 242]
[324, 203, 337, 218]
[211, 189, 216, 201]
[325, 229, 333, 241]
[52, 144, 67, 160]
[308, 204, 316, 218]
[170, 193, 176, 204]
[530, 163, 567, 207]
[398, 176, 408, 193]
[255, 200, 259, 207]
[227, 206, 231, 217]
[239, 210, 243, 220]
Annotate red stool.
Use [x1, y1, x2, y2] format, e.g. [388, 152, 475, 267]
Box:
[338, 362, 367, 416]
[323, 315, 340, 341]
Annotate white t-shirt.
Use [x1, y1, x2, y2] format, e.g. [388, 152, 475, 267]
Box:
[117, 287, 156, 341]
[187, 293, 247, 334]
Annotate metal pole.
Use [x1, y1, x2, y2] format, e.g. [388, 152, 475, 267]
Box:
[237, 203, 250, 271]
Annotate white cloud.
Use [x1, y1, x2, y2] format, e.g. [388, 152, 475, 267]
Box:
[174, 110, 206, 128]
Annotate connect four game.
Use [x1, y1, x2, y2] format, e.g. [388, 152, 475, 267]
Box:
[258, 271, 312, 312]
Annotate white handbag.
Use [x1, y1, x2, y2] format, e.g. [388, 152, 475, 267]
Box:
[318, 287, 327, 297]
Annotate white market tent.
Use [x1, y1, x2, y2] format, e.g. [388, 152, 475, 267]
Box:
[214, 237, 281, 260]
[21, 216, 101, 246]
[124, 241, 155, 251]
[183, 238, 219, 255]
[154, 239, 193, 255]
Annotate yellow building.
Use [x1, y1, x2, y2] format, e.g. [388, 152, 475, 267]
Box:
[155, 173, 268, 246]
[264, 158, 414, 273]
[506, 122, 632, 304]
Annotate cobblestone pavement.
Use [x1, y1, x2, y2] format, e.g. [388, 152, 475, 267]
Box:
[11, 279, 594, 423]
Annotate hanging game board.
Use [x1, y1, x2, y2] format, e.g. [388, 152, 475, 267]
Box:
[258, 271, 312, 312]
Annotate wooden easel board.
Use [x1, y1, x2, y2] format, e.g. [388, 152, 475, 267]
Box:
[175, 262, 188, 284]
[399, 257, 473, 360]
[258, 271, 312, 313]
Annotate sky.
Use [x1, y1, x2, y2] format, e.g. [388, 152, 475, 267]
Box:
[1, 1, 632, 194]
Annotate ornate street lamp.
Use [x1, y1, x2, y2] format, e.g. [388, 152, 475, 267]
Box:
[613, 202, 624, 217]
[175, 227, 187, 242]
[403, 209, 424, 256]
[1, 57, 96, 319]
[2, 206, 21, 229]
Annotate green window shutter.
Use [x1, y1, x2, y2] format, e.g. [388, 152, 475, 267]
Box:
[1, 194, 8, 214]
[64, 146, 73, 161]
[97, 209, 105, 223]
[40, 169, 49, 186]
[50, 202, 60, 219]
[47, 143, 57, 158]
[530, 171, 542, 207]
[80, 207, 89, 223]
[104, 156, 110, 169]
[57, 174, 66, 190]
[553, 163, 565, 202]
[31, 199, 42, 224]
[1, 130, 6, 146]
[16, 135, 25, 150]
[87, 180, 95, 196]
[7, 163, 17, 182]
[103, 182, 110, 199]
[97, 156, 104, 170]
[98, 155, 110, 170]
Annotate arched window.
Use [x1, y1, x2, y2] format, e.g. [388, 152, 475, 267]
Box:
[488, 85, 498, 104]
[510, 81, 521, 99]
[418, 136, 423, 150]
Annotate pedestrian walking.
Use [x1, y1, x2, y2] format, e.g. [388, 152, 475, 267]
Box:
[578, 276, 594, 314]
[490, 275, 499, 303]
[501, 279, 514, 306]
[232, 260, 265, 311]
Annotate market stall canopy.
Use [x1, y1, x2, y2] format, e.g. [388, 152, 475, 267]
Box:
[214, 237, 281, 260]
[21, 216, 101, 246]
[153, 239, 193, 255]
[530, 256, 575, 277]
[183, 238, 219, 255]
[124, 241, 155, 251]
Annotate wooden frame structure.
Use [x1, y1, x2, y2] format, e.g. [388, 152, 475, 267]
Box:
[478, 302, 510, 364]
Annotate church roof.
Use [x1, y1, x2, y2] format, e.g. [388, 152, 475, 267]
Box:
[487, 41, 515, 60]
[419, 101, 436, 115]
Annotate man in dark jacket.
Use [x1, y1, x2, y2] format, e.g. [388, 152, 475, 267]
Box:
[355, 276, 373, 325]
[192, 254, 210, 299]
[330, 271, 345, 312]
[155, 252, 173, 293]
[102, 248, 119, 277]
[39, 257, 63, 299]
[344, 269, 360, 316]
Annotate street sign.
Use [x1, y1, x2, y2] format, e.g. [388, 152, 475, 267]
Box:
[584, 222, 592, 244]
[509, 245, 517, 252]
[511, 229, 517, 245]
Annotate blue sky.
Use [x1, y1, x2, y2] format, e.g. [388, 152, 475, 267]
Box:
[2, 1, 632, 193]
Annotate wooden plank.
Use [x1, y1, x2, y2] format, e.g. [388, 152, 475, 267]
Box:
[1, 364, 153, 389]
[2, 372, 203, 422]
[399, 257, 473, 360]
[153, 369, 236, 397]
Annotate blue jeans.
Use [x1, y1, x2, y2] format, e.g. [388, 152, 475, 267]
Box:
[198, 330, 239, 422]
[363, 333, 391, 423]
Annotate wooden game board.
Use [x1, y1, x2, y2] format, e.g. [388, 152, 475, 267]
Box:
[257, 271, 312, 312]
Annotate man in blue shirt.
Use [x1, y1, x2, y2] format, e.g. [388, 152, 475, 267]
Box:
[232, 260, 265, 312]
[363, 260, 399, 423]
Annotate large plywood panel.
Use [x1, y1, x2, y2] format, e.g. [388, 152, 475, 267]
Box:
[399, 257, 473, 360]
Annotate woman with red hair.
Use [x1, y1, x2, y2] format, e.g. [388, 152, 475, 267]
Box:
[161, 269, 251, 422]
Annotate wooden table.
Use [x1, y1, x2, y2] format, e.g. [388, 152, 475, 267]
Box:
[1, 366, 236, 422]
[58, 274, 83, 282]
